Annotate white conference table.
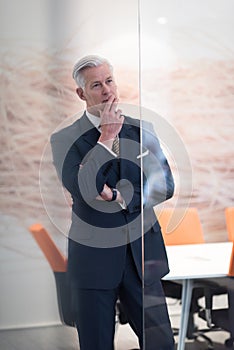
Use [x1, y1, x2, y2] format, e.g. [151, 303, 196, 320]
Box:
[164, 241, 233, 350]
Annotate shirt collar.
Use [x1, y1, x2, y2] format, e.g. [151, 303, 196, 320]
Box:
[86, 110, 101, 130]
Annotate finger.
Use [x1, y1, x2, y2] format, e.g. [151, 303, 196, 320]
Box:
[108, 95, 117, 112]
[102, 94, 114, 109]
[115, 109, 123, 120]
[112, 98, 119, 112]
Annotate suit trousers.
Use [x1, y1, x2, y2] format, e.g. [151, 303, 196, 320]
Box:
[71, 244, 174, 350]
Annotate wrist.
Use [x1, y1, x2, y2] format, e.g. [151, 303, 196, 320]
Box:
[98, 138, 114, 151]
[107, 188, 118, 202]
[98, 134, 115, 143]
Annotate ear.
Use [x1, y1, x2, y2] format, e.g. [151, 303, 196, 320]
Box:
[76, 88, 86, 101]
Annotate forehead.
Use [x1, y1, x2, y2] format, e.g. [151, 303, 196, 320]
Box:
[83, 63, 113, 84]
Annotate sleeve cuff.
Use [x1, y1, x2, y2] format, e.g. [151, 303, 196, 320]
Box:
[97, 141, 117, 157]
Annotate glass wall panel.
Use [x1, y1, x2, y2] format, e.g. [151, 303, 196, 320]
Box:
[1, 0, 234, 349]
[140, 0, 234, 348]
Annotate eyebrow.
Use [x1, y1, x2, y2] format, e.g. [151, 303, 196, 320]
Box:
[90, 76, 113, 85]
[91, 80, 101, 86]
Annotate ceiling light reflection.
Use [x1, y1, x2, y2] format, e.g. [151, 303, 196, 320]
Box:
[157, 17, 168, 25]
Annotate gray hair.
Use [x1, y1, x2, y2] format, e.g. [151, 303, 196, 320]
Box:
[72, 55, 113, 88]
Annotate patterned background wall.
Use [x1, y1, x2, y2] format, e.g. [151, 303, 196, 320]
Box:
[1, 0, 234, 243]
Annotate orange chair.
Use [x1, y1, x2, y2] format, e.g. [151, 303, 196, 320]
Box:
[225, 207, 234, 242]
[228, 242, 234, 277]
[29, 224, 127, 328]
[225, 207, 234, 275]
[30, 224, 67, 272]
[29, 224, 74, 326]
[156, 207, 205, 246]
[157, 208, 209, 343]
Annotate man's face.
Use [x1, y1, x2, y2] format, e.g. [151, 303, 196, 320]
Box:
[77, 63, 118, 116]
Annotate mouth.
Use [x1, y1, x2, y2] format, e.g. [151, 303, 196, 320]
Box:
[102, 95, 116, 104]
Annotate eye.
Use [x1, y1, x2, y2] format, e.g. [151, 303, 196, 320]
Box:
[92, 82, 101, 88]
[106, 78, 113, 84]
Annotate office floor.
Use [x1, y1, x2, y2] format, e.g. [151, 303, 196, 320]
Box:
[0, 297, 231, 350]
[0, 323, 231, 350]
[0, 321, 230, 350]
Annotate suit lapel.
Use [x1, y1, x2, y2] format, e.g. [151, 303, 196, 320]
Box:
[78, 112, 100, 148]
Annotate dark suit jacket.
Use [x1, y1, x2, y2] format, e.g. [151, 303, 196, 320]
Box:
[51, 113, 174, 289]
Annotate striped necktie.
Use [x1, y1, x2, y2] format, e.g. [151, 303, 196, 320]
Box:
[112, 136, 120, 155]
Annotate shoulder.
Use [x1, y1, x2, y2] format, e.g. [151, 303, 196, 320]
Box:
[50, 113, 86, 143]
[124, 115, 140, 127]
[124, 115, 153, 133]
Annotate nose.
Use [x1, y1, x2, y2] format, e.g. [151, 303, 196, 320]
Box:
[102, 83, 110, 95]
